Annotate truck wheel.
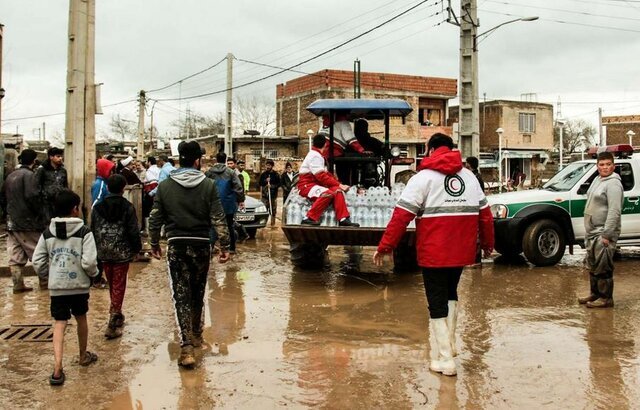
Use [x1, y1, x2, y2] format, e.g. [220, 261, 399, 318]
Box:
[290, 242, 327, 270]
[522, 219, 566, 266]
[393, 244, 418, 273]
[246, 228, 257, 239]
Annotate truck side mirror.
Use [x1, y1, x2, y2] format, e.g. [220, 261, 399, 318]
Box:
[577, 183, 590, 195]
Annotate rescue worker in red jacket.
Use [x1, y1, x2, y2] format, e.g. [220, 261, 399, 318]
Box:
[373, 133, 494, 377]
[298, 133, 359, 227]
[320, 112, 370, 185]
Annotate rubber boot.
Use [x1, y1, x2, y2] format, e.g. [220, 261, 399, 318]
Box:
[587, 278, 614, 308]
[578, 275, 598, 304]
[429, 318, 457, 376]
[11, 266, 33, 294]
[446, 301, 458, 357]
[114, 313, 125, 328]
[179, 345, 196, 368]
[104, 314, 123, 339]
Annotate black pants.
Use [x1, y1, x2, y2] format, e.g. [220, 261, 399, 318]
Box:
[167, 242, 211, 346]
[422, 267, 463, 319]
[210, 214, 237, 252]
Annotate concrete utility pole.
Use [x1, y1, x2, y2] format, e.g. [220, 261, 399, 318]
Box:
[64, 0, 97, 216]
[0, 23, 5, 189]
[137, 90, 146, 160]
[458, 0, 479, 158]
[598, 107, 605, 146]
[225, 53, 233, 155]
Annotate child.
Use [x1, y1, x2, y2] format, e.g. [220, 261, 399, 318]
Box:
[32, 189, 99, 386]
[90, 174, 142, 338]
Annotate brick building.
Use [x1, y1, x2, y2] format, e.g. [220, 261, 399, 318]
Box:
[603, 115, 640, 147]
[276, 69, 457, 157]
[450, 100, 554, 187]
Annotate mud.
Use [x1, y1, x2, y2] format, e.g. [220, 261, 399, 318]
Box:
[1, 226, 640, 409]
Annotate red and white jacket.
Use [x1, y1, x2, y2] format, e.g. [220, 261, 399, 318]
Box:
[377, 147, 494, 268]
[297, 148, 341, 198]
[321, 120, 366, 159]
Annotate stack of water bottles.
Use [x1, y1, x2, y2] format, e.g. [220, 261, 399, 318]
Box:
[286, 183, 411, 228]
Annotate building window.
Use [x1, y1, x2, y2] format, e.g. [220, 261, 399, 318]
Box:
[418, 109, 442, 126]
[251, 149, 279, 161]
[519, 113, 536, 133]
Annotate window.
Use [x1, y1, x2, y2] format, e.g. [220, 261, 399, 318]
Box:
[251, 149, 279, 161]
[519, 113, 536, 133]
[580, 163, 634, 193]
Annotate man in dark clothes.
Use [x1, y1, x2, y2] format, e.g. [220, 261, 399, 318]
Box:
[149, 141, 230, 368]
[119, 156, 142, 186]
[281, 162, 297, 203]
[259, 160, 280, 227]
[34, 147, 68, 221]
[465, 156, 485, 192]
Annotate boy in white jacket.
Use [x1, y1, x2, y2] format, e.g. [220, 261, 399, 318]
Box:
[33, 190, 100, 386]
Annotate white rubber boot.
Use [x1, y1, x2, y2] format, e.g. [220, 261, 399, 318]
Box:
[446, 300, 458, 357]
[429, 318, 457, 376]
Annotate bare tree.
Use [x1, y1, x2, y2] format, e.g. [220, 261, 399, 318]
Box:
[110, 114, 136, 141]
[171, 110, 224, 139]
[234, 96, 276, 136]
[554, 119, 598, 154]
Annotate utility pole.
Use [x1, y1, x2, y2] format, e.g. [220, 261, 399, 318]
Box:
[137, 90, 145, 160]
[42, 122, 46, 141]
[225, 53, 233, 155]
[598, 107, 605, 146]
[353, 58, 361, 99]
[452, 0, 479, 158]
[0, 23, 5, 190]
[64, 0, 97, 216]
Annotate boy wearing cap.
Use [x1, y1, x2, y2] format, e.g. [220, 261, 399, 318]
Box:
[34, 147, 68, 222]
[149, 141, 230, 368]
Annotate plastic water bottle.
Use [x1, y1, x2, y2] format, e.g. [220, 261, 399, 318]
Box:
[286, 202, 301, 225]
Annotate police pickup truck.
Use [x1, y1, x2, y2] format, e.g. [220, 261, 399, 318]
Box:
[487, 145, 640, 266]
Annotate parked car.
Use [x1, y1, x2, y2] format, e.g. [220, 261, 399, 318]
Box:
[235, 195, 269, 239]
[487, 145, 640, 266]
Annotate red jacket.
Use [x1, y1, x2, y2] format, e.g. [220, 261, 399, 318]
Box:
[297, 148, 340, 197]
[377, 147, 494, 268]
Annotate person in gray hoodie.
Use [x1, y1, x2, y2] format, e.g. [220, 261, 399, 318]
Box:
[32, 190, 100, 386]
[579, 151, 624, 308]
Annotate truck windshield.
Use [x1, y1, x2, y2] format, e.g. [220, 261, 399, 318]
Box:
[543, 162, 595, 192]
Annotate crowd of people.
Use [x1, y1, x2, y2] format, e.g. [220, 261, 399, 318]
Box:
[0, 132, 623, 384]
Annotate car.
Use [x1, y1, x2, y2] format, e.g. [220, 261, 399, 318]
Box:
[487, 145, 640, 266]
[235, 195, 269, 239]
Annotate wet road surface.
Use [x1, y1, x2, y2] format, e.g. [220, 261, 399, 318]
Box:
[1, 227, 640, 409]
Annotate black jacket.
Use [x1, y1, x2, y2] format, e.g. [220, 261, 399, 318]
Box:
[1, 166, 45, 231]
[34, 160, 68, 201]
[90, 194, 142, 263]
[148, 168, 230, 249]
[281, 171, 298, 201]
[259, 170, 280, 198]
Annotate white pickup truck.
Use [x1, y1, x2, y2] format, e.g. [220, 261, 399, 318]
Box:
[487, 145, 640, 266]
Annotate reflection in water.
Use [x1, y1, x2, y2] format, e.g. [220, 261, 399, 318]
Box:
[205, 271, 246, 355]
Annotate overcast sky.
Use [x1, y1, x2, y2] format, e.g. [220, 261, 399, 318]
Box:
[1, 0, 640, 142]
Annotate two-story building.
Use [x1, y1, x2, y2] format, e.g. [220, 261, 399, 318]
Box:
[602, 115, 640, 147]
[276, 69, 457, 158]
[450, 100, 554, 187]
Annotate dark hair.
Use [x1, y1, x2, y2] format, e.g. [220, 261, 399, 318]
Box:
[285, 162, 292, 168]
[168, 158, 175, 166]
[158, 155, 169, 162]
[427, 133, 454, 152]
[265, 159, 275, 166]
[227, 157, 236, 164]
[106, 154, 115, 161]
[237, 160, 245, 165]
[216, 151, 227, 163]
[107, 174, 127, 194]
[54, 189, 81, 217]
[147, 156, 156, 165]
[179, 141, 204, 167]
[18, 149, 38, 166]
[48, 147, 64, 157]
[312, 133, 326, 148]
[597, 151, 614, 162]
[466, 156, 479, 171]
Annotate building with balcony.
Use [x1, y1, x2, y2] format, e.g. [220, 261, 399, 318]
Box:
[275, 69, 457, 158]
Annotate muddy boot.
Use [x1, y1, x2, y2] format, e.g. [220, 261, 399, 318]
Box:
[178, 345, 196, 368]
[192, 334, 203, 348]
[104, 314, 123, 339]
[587, 278, 614, 308]
[429, 318, 457, 376]
[11, 266, 33, 294]
[578, 275, 599, 304]
[114, 313, 125, 328]
[446, 301, 458, 357]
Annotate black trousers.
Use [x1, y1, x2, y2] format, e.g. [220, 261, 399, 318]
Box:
[422, 267, 463, 319]
[167, 242, 211, 346]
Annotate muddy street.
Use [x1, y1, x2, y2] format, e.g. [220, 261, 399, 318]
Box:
[1, 227, 640, 409]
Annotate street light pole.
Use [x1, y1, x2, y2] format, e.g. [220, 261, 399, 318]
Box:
[557, 119, 566, 170]
[627, 130, 635, 147]
[306, 129, 314, 153]
[497, 127, 503, 193]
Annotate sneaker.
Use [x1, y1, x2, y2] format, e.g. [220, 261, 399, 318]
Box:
[12, 285, 34, 294]
[338, 218, 360, 227]
[578, 294, 598, 305]
[179, 345, 196, 368]
[301, 218, 321, 226]
[586, 298, 614, 308]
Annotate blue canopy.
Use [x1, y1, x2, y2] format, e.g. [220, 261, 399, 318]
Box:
[306, 99, 413, 118]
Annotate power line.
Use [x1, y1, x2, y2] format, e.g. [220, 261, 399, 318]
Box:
[146, 56, 227, 94]
[485, 0, 640, 22]
[1, 98, 138, 123]
[155, 0, 435, 102]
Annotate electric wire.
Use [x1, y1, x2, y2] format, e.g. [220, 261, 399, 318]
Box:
[485, 0, 640, 22]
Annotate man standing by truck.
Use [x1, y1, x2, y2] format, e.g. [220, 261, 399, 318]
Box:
[373, 134, 494, 376]
[579, 151, 623, 308]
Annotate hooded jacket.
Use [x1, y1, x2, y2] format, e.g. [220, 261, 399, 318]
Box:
[377, 147, 494, 268]
[584, 172, 624, 241]
[32, 217, 99, 296]
[148, 167, 230, 249]
[91, 159, 116, 208]
[91, 194, 142, 263]
[205, 164, 245, 215]
[0, 165, 46, 232]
